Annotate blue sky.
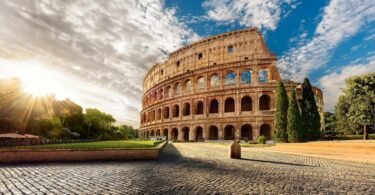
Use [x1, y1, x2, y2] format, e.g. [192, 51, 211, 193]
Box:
[0, 0, 374, 127]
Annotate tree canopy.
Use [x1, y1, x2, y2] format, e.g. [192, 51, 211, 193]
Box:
[274, 81, 289, 142]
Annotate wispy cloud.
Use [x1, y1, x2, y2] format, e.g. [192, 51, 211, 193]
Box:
[0, 0, 199, 127]
[278, 0, 375, 81]
[319, 56, 375, 111]
[202, 0, 297, 31]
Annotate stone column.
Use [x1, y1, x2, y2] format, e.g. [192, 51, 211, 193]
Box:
[235, 126, 240, 140]
[189, 127, 196, 142]
[168, 128, 172, 141]
[218, 125, 224, 140]
[203, 125, 208, 140]
[178, 128, 184, 142]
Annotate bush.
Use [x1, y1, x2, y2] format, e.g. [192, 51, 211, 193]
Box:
[257, 136, 266, 144]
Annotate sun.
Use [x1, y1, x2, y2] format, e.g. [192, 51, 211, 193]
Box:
[15, 63, 56, 97]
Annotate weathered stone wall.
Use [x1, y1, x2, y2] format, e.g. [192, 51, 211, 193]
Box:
[140, 28, 324, 142]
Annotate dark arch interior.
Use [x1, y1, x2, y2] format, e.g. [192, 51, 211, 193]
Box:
[241, 96, 252, 111]
[195, 126, 203, 141]
[241, 124, 253, 141]
[156, 129, 160, 136]
[225, 98, 235, 112]
[150, 130, 155, 136]
[157, 109, 161, 120]
[196, 101, 204, 115]
[209, 99, 219, 113]
[260, 124, 272, 140]
[259, 95, 271, 110]
[171, 128, 178, 141]
[173, 105, 180, 117]
[182, 127, 190, 141]
[163, 107, 170, 119]
[209, 126, 218, 140]
[183, 103, 190, 116]
[163, 128, 168, 139]
[224, 125, 235, 140]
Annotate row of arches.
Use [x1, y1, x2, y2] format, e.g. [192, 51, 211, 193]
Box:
[143, 69, 269, 107]
[141, 94, 271, 124]
[142, 123, 272, 141]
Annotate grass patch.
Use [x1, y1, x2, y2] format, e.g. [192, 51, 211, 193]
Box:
[4, 140, 164, 150]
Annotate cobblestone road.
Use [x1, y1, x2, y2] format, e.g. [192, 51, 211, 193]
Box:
[1, 143, 375, 194]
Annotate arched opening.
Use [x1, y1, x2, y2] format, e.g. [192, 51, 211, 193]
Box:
[260, 124, 272, 140]
[225, 71, 236, 85]
[209, 99, 219, 113]
[146, 131, 149, 139]
[209, 126, 218, 140]
[240, 70, 252, 84]
[224, 125, 235, 140]
[210, 74, 220, 88]
[163, 128, 168, 140]
[158, 88, 163, 100]
[157, 108, 161, 120]
[150, 130, 155, 136]
[156, 129, 160, 136]
[196, 101, 204, 115]
[185, 80, 192, 92]
[241, 96, 252, 111]
[166, 86, 172, 97]
[174, 83, 182, 95]
[259, 95, 271, 110]
[197, 77, 205, 89]
[163, 107, 170, 119]
[171, 128, 178, 141]
[173, 104, 180, 117]
[151, 110, 155, 121]
[241, 124, 252, 141]
[195, 126, 203, 141]
[258, 69, 268, 83]
[224, 98, 235, 112]
[183, 102, 190, 116]
[182, 127, 190, 142]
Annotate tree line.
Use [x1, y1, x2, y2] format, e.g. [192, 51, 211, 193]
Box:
[274, 78, 321, 143]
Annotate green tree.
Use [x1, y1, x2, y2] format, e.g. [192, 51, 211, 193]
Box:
[344, 73, 375, 139]
[83, 108, 116, 139]
[323, 112, 336, 135]
[287, 88, 301, 143]
[274, 81, 289, 142]
[335, 96, 356, 135]
[300, 78, 321, 140]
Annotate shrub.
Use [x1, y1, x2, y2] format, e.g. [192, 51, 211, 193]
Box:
[257, 136, 266, 144]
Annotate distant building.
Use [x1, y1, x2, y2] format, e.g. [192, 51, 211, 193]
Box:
[139, 28, 324, 142]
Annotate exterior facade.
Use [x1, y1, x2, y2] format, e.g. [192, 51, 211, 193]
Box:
[139, 28, 324, 142]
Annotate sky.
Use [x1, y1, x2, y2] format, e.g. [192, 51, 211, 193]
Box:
[0, 0, 374, 128]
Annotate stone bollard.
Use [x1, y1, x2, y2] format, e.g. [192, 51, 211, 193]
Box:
[229, 141, 241, 159]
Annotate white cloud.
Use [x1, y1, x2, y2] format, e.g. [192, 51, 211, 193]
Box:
[202, 0, 297, 31]
[278, 0, 375, 81]
[0, 0, 199, 128]
[319, 57, 375, 112]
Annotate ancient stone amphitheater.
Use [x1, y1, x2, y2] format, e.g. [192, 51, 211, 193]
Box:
[140, 28, 323, 142]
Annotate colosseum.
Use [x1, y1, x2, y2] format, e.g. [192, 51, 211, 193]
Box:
[140, 28, 324, 142]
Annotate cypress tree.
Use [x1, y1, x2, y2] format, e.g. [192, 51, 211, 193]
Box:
[274, 81, 288, 142]
[300, 78, 321, 140]
[287, 88, 301, 143]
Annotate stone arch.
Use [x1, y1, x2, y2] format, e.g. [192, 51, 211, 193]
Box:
[156, 129, 160, 136]
[157, 108, 161, 120]
[260, 124, 272, 140]
[174, 82, 182, 95]
[146, 131, 150, 139]
[259, 94, 271, 110]
[258, 69, 268, 83]
[195, 126, 203, 141]
[163, 128, 168, 139]
[195, 101, 204, 115]
[158, 88, 163, 100]
[241, 124, 252, 141]
[183, 102, 191, 116]
[184, 79, 192, 92]
[241, 96, 252, 111]
[209, 126, 218, 140]
[210, 73, 220, 88]
[171, 128, 178, 141]
[166, 85, 172, 97]
[172, 104, 180, 117]
[151, 110, 156, 121]
[240, 70, 252, 84]
[197, 76, 205, 89]
[225, 71, 236, 85]
[182, 127, 190, 142]
[224, 97, 235, 112]
[163, 106, 170, 119]
[224, 125, 235, 140]
[150, 130, 155, 136]
[209, 99, 219, 113]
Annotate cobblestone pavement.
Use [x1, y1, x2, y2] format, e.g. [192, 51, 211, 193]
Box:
[1, 143, 375, 194]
